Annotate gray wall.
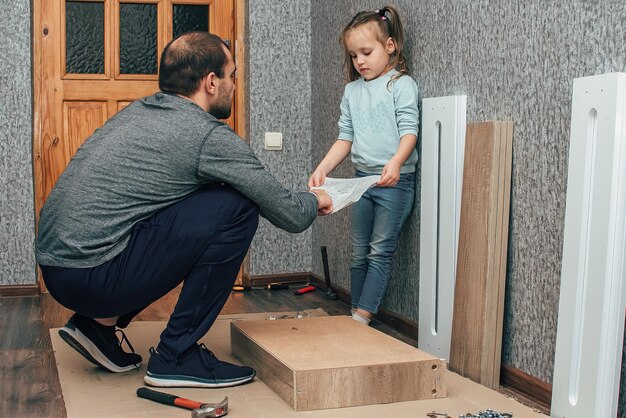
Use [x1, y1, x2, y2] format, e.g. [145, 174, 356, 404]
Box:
[0, 1, 35, 286]
[309, 0, 626, 393]
[247, 0, 314, 275]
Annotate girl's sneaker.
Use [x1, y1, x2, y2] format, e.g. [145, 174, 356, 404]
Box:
[144, 343, 256, 388]
[58, 313, 142, 373]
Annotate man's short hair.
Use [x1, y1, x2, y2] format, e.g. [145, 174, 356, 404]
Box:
[159, 32, 229, 96]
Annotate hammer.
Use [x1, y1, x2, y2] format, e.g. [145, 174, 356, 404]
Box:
[136, 387, 228, 417]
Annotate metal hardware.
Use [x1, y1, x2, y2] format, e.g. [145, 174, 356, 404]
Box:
[459, 409, 513, 418]
[269, 312, 305, 320]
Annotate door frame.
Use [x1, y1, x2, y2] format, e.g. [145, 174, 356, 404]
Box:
[32, 0, 249, 291]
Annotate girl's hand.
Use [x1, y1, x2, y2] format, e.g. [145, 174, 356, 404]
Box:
[308, 170, 326, 188]
[378, 160, 401, 187]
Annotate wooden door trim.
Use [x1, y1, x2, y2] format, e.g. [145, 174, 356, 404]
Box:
[234, 0, 246, 141]
[234, 0, 249, 284]
[33, 0, 63, 223]
[32, 0, 247, 291]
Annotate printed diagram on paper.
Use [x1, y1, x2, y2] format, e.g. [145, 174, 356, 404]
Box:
[311, 176, 380, 213]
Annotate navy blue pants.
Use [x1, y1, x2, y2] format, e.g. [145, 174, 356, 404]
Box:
[41, 185, 259, 359]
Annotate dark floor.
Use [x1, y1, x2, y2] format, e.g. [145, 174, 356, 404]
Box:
[0, 287, 547, 417]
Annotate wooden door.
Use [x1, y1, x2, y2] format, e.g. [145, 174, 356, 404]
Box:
[33, 0, 246, 290]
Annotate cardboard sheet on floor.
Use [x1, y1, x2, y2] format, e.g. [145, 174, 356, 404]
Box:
[51, 311, 548, 418]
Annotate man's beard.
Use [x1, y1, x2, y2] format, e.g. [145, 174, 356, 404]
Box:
[210, 94, 232, 120]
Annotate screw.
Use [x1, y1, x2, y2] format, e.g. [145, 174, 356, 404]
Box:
[426, 412, 451, 418]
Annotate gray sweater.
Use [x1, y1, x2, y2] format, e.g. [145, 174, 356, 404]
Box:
[36, 93, 317, 268]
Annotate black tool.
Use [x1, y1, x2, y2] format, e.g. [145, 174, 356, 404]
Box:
[232, 285, 263, 291]
[267, 283, 289, 290]
[321, 246, 337, 300]
[232, 283, 289, 291]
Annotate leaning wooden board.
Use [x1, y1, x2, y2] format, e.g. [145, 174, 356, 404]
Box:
[449, 121, 514, 389]
[231, 316, 446, 411]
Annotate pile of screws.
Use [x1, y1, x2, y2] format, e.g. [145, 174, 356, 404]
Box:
[459, 410, 513, 418]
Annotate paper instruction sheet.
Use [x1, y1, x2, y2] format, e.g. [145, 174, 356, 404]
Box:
[311, 175, 380, 213]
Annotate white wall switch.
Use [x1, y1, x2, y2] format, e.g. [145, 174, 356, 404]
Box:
[264, 132, 283, 151]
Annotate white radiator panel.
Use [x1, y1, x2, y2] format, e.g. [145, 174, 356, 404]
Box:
[552, 73, 626, 418]
[418, 95, 467, 361]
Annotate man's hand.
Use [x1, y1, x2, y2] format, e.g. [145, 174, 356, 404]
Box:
[309, 188, 333, 215]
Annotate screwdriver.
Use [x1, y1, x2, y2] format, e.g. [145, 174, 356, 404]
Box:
[232, 283, 290, 291]
[267, 283, 289, 290]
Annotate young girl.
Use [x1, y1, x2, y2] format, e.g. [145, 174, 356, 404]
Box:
[309, 6, 418, 325]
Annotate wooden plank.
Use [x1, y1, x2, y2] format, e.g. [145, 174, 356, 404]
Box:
[231, 325, 296, 406]
[295, 359, 444, 410]
[63, 79, 158, 100]
[0, 285, 39, 297]
[449, 121, 513, 389]
[231, 316, 446, 411]
[493, 121, 513, 385]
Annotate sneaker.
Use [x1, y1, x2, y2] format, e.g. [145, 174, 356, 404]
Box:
[144, 343, 255, 388]
[58, 313, 142, 373]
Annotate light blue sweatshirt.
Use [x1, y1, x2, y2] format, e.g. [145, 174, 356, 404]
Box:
[338, 69, 419, 174]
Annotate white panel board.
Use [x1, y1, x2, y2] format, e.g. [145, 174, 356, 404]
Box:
[418, 95, 467, 361]
[552, 72, 626, 418]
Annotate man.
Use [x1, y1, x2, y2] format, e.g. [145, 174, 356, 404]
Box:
[36, 32, 332, 388]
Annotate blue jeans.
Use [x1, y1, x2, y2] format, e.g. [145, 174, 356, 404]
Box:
[350, 171, 415, 313]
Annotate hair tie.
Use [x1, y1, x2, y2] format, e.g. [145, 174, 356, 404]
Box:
[375, 9, 387, 21]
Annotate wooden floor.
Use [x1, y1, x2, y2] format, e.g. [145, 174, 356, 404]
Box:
[0, 287, 548, 417]
[0, 286, 403, 418]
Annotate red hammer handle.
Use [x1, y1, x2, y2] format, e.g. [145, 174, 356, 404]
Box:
[137, 387, 203, 410]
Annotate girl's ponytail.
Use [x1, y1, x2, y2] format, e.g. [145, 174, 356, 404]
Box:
[377, 6, 408, 78]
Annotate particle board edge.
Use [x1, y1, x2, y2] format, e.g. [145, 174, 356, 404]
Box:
[230, 323, 295, 407]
